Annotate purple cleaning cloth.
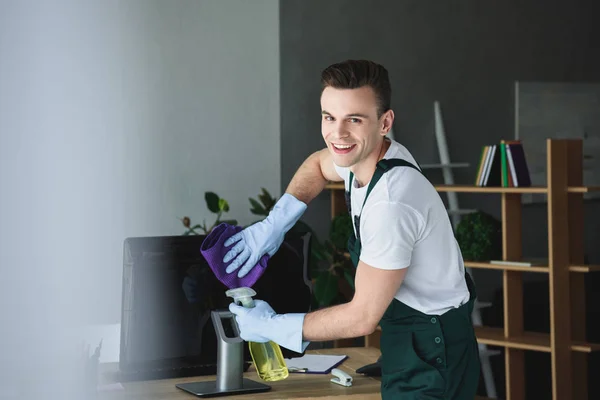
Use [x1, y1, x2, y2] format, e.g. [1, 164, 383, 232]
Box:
[200, 222, 270, 289]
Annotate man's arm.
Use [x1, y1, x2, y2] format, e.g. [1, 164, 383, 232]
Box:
[227, 254, 407, 352]
[302, 260, 407, 341]
[302, 201, 422, 341]
[284, 148, 342, 205]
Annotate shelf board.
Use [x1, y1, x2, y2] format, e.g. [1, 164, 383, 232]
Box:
[465, 261, 549, 273]
[465, 261, 600, 273]
[569, 264, 600, 273]
[475, 326, 551, 352]
[474, 326, 600, 353]
[572, 341, 600, 353]
[568, 186, 600, 193]
[435, 185, 548, 193]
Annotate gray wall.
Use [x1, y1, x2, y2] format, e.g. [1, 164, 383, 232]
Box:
[0, 0, 279, 391]
[280, 0, 600, 301]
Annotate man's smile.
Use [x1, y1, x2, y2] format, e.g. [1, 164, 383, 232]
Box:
[332, 143, 356, 154]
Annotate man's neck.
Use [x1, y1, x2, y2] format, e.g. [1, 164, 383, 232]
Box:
[351, 138, 391, 188]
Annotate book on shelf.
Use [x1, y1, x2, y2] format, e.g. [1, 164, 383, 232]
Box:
[489, 258, 547, 267]
[474, 140, 531, 187]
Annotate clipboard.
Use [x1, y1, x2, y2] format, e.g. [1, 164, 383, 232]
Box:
[284, 354, 348, 374]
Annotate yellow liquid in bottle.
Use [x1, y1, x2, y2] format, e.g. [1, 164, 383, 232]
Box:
[249, 340, 289, 382]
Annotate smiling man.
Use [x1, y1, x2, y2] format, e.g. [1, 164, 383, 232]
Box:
[222, 60, 481, 399]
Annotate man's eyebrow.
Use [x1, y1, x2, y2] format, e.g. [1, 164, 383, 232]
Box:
[347, 113, 369, 119]
[321, 110, 370, 119]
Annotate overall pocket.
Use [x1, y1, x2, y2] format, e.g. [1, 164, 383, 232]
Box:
[380, 328, 446, 399]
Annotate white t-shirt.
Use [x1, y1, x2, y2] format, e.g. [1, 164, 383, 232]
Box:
[333, 139, 470, 315]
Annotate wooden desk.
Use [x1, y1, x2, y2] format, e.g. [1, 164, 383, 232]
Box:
[99, 347, 382, 400]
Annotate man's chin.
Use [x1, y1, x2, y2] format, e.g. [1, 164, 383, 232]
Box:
[332, 155, 355, 168]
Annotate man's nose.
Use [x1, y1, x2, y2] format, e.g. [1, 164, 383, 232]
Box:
[331, 122, 350, 139]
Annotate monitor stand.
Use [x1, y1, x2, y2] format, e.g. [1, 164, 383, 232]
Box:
[176, 310, 270, 398]
[176, 379, 270, 398]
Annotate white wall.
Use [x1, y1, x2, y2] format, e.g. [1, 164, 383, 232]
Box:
[0, 0, 279, 393]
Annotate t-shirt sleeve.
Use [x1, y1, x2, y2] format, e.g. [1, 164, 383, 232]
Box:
[358, 201, 425, 270]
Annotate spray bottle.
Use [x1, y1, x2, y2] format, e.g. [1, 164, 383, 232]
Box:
[225, 287, 289, 382]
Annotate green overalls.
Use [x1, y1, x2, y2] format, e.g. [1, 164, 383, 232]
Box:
[346, 158, 481, 400]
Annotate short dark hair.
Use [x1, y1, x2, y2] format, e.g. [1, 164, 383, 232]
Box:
[320, 60, 391, 118]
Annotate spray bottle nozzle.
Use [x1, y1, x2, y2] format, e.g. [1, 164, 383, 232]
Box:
[225, 287, 256, 308]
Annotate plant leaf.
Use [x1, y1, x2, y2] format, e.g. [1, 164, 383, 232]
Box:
[218, 198, 230, 212]
[311, 245, 328, 261]
[258, 188, 276, 211]
[249, 198, 267, 215]
[205, 192, 220, 213]
[258, 193, 268, 206]
[314, 271, 338, 307]
[261, 187, 272, 198]
[324, 239, 336, 253]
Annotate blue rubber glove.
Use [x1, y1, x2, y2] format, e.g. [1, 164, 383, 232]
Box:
[223, 193, 307, 278]
[228, 299, 310, 354]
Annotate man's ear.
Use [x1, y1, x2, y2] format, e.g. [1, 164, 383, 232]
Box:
[380, 109, 394, 135]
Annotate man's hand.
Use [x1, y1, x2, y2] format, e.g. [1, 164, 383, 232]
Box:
[228, 300, 275, 343]
[228, 300, 309, 353]
[223, 193, 307, 278]
[223, 219, 284, 278]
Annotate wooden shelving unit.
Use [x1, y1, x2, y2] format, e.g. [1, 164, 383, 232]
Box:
[323, 139, 600, 400]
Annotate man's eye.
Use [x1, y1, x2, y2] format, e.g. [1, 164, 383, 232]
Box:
[349, 118, 361, 123]
[324, 116, 334, 121]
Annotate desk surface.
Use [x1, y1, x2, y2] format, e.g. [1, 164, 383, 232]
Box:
[99, 347, 383, 400]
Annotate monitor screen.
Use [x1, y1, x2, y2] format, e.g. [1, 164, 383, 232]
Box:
[118, 231, 313, 381]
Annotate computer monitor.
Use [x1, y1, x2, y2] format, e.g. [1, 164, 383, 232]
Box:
[118, 230, 313, 381]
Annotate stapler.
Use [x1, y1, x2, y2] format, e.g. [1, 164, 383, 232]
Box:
[330, 368, 353, 387]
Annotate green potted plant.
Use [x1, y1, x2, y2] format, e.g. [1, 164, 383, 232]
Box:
[180, 192, 237, 235]
[454, 211, 502, 261]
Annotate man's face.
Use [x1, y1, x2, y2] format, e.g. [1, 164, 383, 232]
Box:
[320, 85, 388, 169]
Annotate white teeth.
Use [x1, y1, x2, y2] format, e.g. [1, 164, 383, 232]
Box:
[333, 144, 353, 149]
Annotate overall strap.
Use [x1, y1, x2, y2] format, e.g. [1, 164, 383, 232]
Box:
[377, 158, 422, 174]
[348, 158, 422, 211]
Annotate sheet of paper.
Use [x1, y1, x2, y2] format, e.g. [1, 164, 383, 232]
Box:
[284, 354, 347, 373]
